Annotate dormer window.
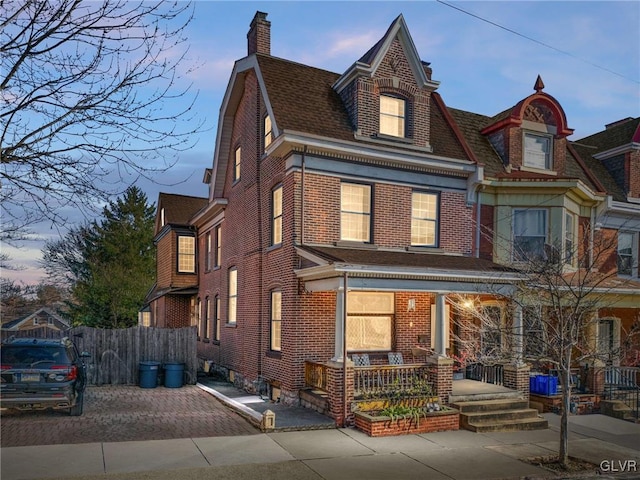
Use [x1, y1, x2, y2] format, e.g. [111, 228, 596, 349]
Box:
[264, 115, 273, 150]
[379, 95, 405, 137]
[524, 132, 552, 170]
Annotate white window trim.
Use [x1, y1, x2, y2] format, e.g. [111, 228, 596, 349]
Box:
[411, 191, 439, 247]
[512, 208, 548, 262]
[340, 182, 372, 243]
[617, 231, 638, 278]
[379, 95, 406, 138]
[228, 267, 238, 324]
[177, 235, 196, 273]
[272, 186, 283, 246]
[523, 132, 553, 170]
[270, 290, 282, 352]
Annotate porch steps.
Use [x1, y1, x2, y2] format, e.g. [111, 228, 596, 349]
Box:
[452, 397, 548, 433]
[300, 388, 330, 415]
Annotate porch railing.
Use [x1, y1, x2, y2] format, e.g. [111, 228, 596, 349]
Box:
[354, 364, 433, 398]
[304, 361, 329, 391]
[465, 362, 504, 386]
[603, 366, 640, 421]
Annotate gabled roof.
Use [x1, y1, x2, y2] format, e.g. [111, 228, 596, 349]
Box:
[333, 14, 440, 94]
[211, 50, 474, 198]
[2, 308, 69, 330]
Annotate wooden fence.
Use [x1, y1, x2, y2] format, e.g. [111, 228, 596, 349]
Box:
[1, 326, 197, 386]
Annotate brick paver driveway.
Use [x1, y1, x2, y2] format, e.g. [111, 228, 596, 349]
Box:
[1, 385, 259, 447]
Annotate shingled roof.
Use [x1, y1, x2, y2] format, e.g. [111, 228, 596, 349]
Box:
[299, 245, 515, 274]
[576, 117, 640, 154]
[256, 54, 472, 162]
[157, 193, 208, 226]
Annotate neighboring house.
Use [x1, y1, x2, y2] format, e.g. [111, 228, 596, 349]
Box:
[453, 78, 640, 376]
[146, 12, 639, 423]
[574, 118, 640, 367]
[145, 193, 208, 328]
[2, 308, 70, 332]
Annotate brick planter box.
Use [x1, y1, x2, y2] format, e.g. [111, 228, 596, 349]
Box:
[354, 408, 459, 437]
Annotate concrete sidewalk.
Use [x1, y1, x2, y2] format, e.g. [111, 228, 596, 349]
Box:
[3, 417, 640, 480]
[2, 381, 640, 480]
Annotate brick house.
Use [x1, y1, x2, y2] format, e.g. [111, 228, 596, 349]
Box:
[146, 12, 639, 424]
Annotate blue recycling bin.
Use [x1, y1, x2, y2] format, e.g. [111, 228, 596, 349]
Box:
[139, 361, 161, 388]
[532, 374, 558, 395]
[163, 362, 185, 388]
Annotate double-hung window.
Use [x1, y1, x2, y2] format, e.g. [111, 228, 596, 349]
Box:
[205, 232, 212, 271]
[228, 267, 238, 324]
[177, 235, 196, 273]
[513, 209, 547, 261]
[202, 297, 210, 340]
[272, 186, 283, 246]
[214, 225, 222, 268]
[411, 191, 439, 246]
[233, 147, 241, 181]
[524, 133, 552, 170]
[214, 295, 221, 341]
[379, 95, 405, 137]
[618, 232, 635, 276]
[264, 115, 273, 150]
[340, 183, 371, 242]
[270, 290, 282, 351]
[346, 292, 394, 352]
[564, 212, 575, 265]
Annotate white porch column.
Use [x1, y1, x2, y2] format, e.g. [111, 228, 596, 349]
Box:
[513, 304, 523, 366]
[435, 293, 447, 356]
[332, 284, 345, 362]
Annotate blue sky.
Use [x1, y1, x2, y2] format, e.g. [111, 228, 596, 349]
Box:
[5, 1, 640, 286]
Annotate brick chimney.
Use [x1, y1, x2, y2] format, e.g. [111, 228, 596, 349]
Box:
[247, 11, 270, 56]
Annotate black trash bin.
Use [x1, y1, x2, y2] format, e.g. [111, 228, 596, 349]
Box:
[139, 361, 161, 388]
[164, 362, 185, 388]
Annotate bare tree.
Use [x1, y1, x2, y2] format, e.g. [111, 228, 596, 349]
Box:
[1, 0, 200, 243]
[449, 221, 639, 469]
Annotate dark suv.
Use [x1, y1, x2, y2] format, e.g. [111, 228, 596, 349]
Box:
[0, 337, 90, 416]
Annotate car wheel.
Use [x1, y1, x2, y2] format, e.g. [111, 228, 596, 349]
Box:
[69, 392, 84, 416]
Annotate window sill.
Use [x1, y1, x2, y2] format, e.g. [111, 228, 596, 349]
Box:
[406, 246, 443, 253]
[373, 132, 413, 144]
[266, 350, 282, 359]
[335, 241, 377, 249]
[266, 243, 282, 253]
[225, 323, 237, 328]
[520, 165, 557, 176]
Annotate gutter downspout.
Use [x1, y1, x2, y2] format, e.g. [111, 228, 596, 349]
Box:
[475, 186, 482, 258]
[301, 146, 307, 245]
[256, 80, 264, 381]
[342, 271, 349, 428]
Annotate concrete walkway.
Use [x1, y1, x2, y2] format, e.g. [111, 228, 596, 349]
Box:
[2, 381, 640, 480]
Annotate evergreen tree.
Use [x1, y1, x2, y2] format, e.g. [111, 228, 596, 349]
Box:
[43, 186, 156, 328]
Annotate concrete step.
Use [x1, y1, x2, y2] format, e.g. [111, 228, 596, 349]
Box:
[460, 408, 540, 427]
[465, 417, 549, 433]
[453, 395, 548, 433]
[299, 388, 329, 415]
[452, 398, 529, 413]
[449, 391, 524, 404]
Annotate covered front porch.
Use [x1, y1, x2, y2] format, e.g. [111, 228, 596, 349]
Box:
[296, 245, 531, 425]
